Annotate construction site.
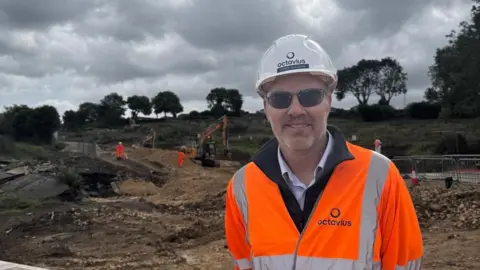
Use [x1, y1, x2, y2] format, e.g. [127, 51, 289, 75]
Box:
[0, 116, 479, 270]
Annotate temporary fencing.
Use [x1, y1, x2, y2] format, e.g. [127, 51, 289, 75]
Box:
[392, 155, 480, 185]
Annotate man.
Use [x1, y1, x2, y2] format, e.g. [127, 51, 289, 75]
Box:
[116, 142, 124, 160]
[374, 138, 382, 153]
[224, 34, 423, 270]
[178, 146, 186, 168]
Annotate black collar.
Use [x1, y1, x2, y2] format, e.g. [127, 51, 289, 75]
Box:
[251, 125, 354, 185]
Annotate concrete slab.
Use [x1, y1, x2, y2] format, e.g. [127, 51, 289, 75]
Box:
[0, 172, 17, 185]
[0, 260, 49, 270]
[6, 166, 29, 176]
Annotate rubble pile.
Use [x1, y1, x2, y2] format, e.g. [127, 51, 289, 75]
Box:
[0, 155, 159, 201]
[410, 184, 480, 232]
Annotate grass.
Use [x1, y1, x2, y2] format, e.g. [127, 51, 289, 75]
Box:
[144, 116, 480, 157]
[0, 135, 51, 160]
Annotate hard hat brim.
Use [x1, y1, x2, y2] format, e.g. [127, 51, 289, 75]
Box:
[256, 69, 337, 97]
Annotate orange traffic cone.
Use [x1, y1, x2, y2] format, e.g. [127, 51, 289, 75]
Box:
[411, 167, 419, 185]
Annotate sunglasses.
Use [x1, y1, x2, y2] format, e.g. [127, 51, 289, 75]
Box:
[266, 88, 326, 109]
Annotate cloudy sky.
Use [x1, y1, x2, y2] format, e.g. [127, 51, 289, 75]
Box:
[0, 0, 473, 116]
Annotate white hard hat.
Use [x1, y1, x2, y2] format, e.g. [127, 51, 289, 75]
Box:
[255, 34, 337, 96]
[119, 142, 122, 145]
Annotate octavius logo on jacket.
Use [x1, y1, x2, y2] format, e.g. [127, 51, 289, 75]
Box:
[317, 208, 352, 227]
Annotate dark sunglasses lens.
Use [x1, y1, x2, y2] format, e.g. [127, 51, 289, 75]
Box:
[298, 89, 325, 107]
[267, 92, 292, 109]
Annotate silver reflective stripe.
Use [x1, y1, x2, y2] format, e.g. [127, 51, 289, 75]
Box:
[396, 258, 422, 269]
[252, 255, 421, 269]
[232, 166, 249, 244]
[236, 258, 252, 269]
[231, 166, 252, 269]
[231, 152, 420, 270]
[356, 151, 390, 267]
[252, 254, 383, 269]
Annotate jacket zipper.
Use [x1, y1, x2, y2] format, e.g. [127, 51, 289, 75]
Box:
[291, 190, 325, 270]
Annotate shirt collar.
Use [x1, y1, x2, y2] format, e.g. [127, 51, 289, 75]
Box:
[278, 130, 334, 181]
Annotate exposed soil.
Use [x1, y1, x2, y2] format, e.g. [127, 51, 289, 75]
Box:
[0, 147, 479, 269]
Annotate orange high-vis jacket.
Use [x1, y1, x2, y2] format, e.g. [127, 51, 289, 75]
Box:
[224, 126, 423, 270]
[116, 144, 124, 157]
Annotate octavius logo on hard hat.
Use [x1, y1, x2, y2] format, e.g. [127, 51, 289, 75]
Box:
[276, 52, 309, 73]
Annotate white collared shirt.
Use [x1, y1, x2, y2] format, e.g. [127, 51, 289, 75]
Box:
[277, 130, 334, 210]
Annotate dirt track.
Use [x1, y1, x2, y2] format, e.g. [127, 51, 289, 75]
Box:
[0, 147, 479, 269]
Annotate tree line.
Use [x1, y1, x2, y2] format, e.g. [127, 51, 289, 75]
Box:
[61, 87, 244, 131]
[0, 88, 245, 143]
[335, 1, 480, 121]
[0, 104, 61, 144]
[424, 0, 480, 118]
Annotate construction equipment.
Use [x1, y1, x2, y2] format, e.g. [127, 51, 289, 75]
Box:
[141, 129, 156, 148]
[194, 115, 230, 167]
[182, 136, 198, 158]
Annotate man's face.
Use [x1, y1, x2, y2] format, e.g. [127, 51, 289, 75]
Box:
[263, 73, 332, 151]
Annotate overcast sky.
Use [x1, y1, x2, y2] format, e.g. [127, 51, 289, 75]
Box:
[0, 0, 473, 116]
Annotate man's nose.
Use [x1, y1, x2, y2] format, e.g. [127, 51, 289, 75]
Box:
[287, 95, 305, 116]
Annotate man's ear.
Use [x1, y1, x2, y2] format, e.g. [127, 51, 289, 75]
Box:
[326, 93, 332, 113]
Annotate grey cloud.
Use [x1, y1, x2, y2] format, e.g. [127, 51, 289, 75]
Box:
[0, 0, 473, 113]
[0, 0, 93, 30]
[75, 0, 174, 42]
[168, 0, 304, 51]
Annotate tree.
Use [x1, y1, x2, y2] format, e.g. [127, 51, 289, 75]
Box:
[426, 1, 480, 118]
[11, 106, 35, 141]
[376, 57, 408, 105]
[210, 103, 226, 118]
[189, 110, 200, 119]
[151, 91, 183, 118]
[63, 110, 80, 131]
[226, 89, 243, 116]
[424, 87, 440, 103]
[30, 105, 61, 143]
[206, 88, 228, 109]
[206, 87, 244, 116]
[0, 104, 60, 143]
[127, 95, 152, 119]
[98, 93, 126, 125]
[162, 91, 183, 118]
[336, 59, 382, 105]
[77, 102, 100, 124]
[0, 105, 30, 135]
[151, 92, 165, 118]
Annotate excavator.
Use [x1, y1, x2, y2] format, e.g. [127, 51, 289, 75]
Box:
[193, 115, 230, 167]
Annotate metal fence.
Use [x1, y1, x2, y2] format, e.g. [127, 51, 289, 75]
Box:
[392, 155, 480, 185]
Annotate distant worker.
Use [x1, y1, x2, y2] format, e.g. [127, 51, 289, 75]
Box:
[224, 34, 423, 270]
[178, 146, 186, 168]
[374, 138, 382, 153]
[116, 142, 124, 160]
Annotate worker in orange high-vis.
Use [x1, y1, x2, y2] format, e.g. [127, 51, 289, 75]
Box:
[116, 142, 124, 160]
[178, 146, 186, 168]
[224, 34, 423, 270]
[374, 138, 382, 153]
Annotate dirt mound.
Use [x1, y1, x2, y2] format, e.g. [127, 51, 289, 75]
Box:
[147, 166, 233, 204]
[411, 184, 480, 232]
[117, 179, 160, 196]
[144, 149, 196, 169]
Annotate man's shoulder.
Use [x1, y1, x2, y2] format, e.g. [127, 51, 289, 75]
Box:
[229, 163, 252, 183]
[347, 142, 391, 161]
